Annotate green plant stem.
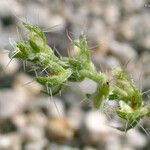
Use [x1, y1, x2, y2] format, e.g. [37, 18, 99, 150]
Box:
[9, 22, 150, 131]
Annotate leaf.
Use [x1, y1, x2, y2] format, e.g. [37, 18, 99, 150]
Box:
[14, 42, 30, 59]
[109, 86, 128, 101]
[112, 68, 128, 81]
[29, 39, 41, 53]
[74, 34, 91, 65]
[22, 22, 46, 47]
[36, 69, 72, 86]
[116, 110, 140, 131]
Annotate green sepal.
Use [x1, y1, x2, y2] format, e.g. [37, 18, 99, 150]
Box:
[116, 110, 140, 131]
[112, 68, 128, 81]
[74, 34, 91, 65]
[14, 42, 30, 60]
[22, 22, 46, 41]
[60, 57, 84, 82]
[109, 86, 128, 101]
[29, 39, 41, 53]
[36, 68, 72, 86]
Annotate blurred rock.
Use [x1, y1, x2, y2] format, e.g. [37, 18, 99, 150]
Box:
[141, 52, 150, 77]
[0, 133, 21, 150]
[104, 56, 121, 69]
[141, 52, 150, 92]
[83, 147, 97, 150]
[117, 13, 150, 49]
[26, 112, 47, 128]
[84, 111, 109, 145]
[62, 83, 85, 107]
[26, 97, 65, 118]
[21, 125, 44, 142]
[0, 89, 26, 119]
[105, 135, 122, 150]
[79, 78, 97, 94]
[122, 147, 134, 150]
[141, 118, 150, 133]
[92, 55, 121, 71]
[47, 143, 79, 150]
[84, 110, 123, 147]
[20, 0, 66, 30]
[12, 112, 47, 129]
[47, 117, 75, 142]
[142, 77, 150, 94]
[67, 106, 84, 130]
[138, 35, 150, 50]
[0, 50, 19, 77]
[24, 139, 48, 150]
[103, 4, 120, 26]
[0, 0, 23, 17]
[46, 97, 65, 118]
[122, 0, 144, 13]
[109, 41, 137, 64]
[12, 114, 27, 129]
[58, 145, 79, 150]
[13, 73, 43, 98]
[126, 129, 147, 149]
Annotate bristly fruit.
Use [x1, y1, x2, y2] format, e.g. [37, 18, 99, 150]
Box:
[9, 22, 150, 131]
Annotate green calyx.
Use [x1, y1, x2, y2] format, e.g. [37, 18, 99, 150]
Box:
[9, 22, 150, 131]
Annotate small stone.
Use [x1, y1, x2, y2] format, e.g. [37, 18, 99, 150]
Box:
[138, 35, 150, 50]
[59, 145, 79, 150]
[109, 41, 137, 64]
[122, 147, 135, 150]
[84, 111, 110, 144]
[117, 13, 150, 46]
[24, 139, 48, 150]
[46, 97, 65, 118]
[12, 114, 27, 129]
[47, 143, 79, 150]
[67, 106, 84, 130]
[12, 112, 47, 129]
[142, 77, 150, 94]
[122, 0, 144, 13]
[141, 52, 150, 77]
[13, 73, 43, 98]
[26, 97, 65, 118]
[105, 56, 121, 69]
[0, 89, 27, 119]
[117, 16, 139, 41]
[83, 147, 97, 150]
[126, 129, 147, 149]
[0, 0, 23, 17]
[105, 135, 122, 150]
[26, 112, 47, 128]
[47, 117, 74, 142]
[46, 15, 66, 31]
[0, 133, 21, 150]
[21, 125, 44, 142]
[103, 4, 120, 26]
[85, 111, 108, 133]
[0, 50, 19, 77]
[79, 78, 97, 94]
[63, 82, 85, 106]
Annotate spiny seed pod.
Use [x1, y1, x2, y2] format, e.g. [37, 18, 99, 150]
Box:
[9, 21, 150, 132]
